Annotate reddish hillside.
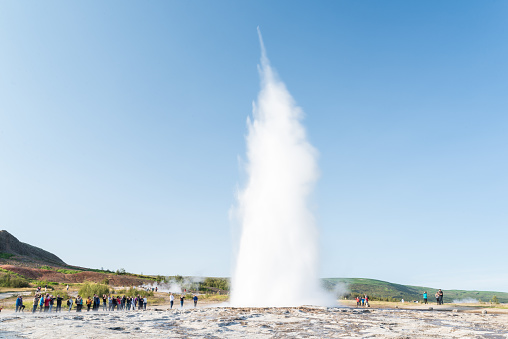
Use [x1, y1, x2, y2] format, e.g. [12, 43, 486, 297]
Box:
[1, 265, 152, 286]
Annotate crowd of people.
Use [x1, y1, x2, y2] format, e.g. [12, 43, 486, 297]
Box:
[355, 295, 370, 307]
[14, 294, 150, 313]
[14, 290, 200, 313]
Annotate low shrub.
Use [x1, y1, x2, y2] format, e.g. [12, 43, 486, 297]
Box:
[115, 287, 153, 297]
[0, 273, 30, 288]
[78, 282, 110, 298]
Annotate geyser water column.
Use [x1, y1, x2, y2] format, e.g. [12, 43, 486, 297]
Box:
[231, 30, 327, 307]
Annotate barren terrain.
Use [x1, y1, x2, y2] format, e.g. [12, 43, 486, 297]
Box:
[1, 304, 508, 338]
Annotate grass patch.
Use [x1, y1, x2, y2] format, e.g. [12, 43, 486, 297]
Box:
[34, 279, 59, 287]
[40, 266, 80, 274]
[200, 294, 229, 302]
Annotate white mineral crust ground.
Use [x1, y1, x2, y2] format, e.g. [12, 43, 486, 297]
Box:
[1, 306, 508, 338]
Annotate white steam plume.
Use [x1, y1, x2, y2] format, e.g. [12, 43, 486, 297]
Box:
[230, 29, 329, 307]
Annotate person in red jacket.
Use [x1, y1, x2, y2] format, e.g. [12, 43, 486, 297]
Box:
[44, 294, 51, 312]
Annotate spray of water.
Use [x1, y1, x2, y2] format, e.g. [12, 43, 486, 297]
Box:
[230, 29, 329, 307]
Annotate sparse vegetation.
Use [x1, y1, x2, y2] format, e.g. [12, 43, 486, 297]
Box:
[88, 268, 114, 274]
[0, 252, 15, 259]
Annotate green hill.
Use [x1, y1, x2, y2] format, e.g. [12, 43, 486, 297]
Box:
[323, 278, 508, 303]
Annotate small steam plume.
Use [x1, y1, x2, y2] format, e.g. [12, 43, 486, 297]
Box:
[332, 282, 349, 300]
[452, 298, 478, 304]
[143, 276, 204, 293]
[230, 29, 330, 307]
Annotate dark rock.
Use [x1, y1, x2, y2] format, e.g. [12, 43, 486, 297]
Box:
[108, 327, 125, 331]
[0, 230, 65, 265]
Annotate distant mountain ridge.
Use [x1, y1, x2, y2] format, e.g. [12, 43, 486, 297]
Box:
[0, 230, 66, 265]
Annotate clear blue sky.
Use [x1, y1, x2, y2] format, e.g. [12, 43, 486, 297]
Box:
[1, 1, 507, 292]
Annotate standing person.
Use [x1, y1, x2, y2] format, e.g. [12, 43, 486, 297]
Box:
[86, 297, 92, 311]
[92, 294, 97, 311]
[66, 284, 69, 292]
[193, 295, 198, 308]
[143, 296, 147, 310]
[126, 297, 131, 311]
[355, 296, 360, 307]
[49, 295, 54, 312]
[39, 294, 44, 312]
[438, 289, 444, 305]
[138, 295, 143, 310]
[102, 295, 107, 311]
[170, 293, 174, 309]
[44, 294, 50, 312]
[423, 291, 428, 304]
[108, 295, 113, 311]
[180, 294, 184, 308]
[18, 297, 25, 312]
[112, 295, 117, 311]
[15, 296, 22, 312]
[56, 295, 63, 312]
[76, 295, 83, 312]
[68, 297, 73, 311]
[32, 295, 39, 313]
[435, 291, 440, 305]
[364, 295, 370, 307]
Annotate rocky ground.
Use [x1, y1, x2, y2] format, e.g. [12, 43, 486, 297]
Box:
[1, 305, 508, 338]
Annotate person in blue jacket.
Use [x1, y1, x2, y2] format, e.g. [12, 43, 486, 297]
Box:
[15, 296, 25, 312]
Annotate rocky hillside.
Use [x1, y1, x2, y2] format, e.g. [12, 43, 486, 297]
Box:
[0, 230, 66, 266]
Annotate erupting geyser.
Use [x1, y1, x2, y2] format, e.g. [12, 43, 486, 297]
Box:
[231, 30, 328, 307]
